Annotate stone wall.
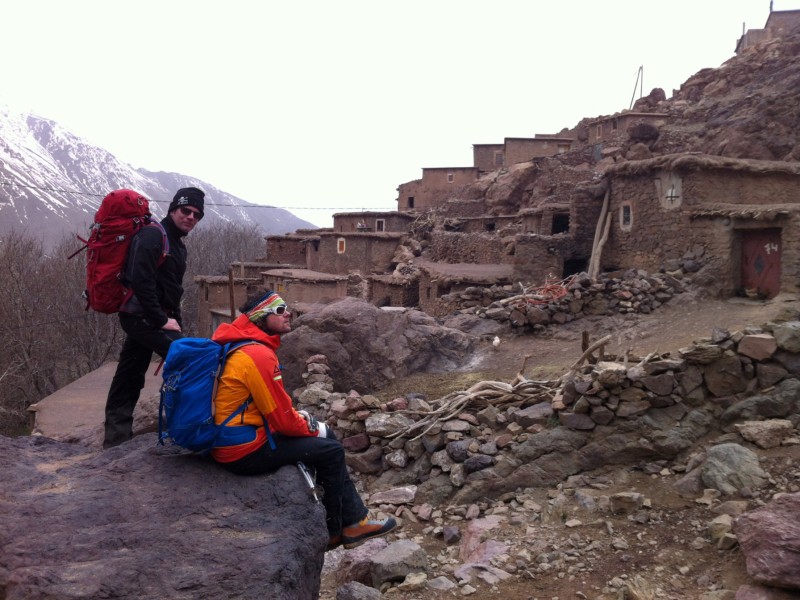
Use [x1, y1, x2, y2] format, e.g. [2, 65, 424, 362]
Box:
[370, 277, 419, 308]
[396, 168, 479, 213]
[317, 233, 405, 275]
[293, 319, 800, 507]
[194, 276, 262, 337]
[605, 168, 800, 297]
[512, 234, 583, 282]
[333, 213, 415, 234]
[473, 144, 505, 174]
[261, 274, 348, 304]
[433, 270, 680, 332]
[266, 235, 309, 265]
[426, 231, 514, 264]
[504, 137, 572, 165]
[457, 216, 519, 234]
[440, 199, 487, 219]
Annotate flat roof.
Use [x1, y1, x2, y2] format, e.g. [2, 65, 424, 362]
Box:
[263, 268, 347, 282]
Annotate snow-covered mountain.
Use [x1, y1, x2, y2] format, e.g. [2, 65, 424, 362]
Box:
[0, 107, 315, 248]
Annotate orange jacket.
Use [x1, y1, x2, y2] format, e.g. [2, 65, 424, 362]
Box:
[210, 314, 315, 462]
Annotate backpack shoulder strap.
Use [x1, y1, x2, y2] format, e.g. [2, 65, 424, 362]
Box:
[216, 340, 275, 450]
[144, 219, 169, 260]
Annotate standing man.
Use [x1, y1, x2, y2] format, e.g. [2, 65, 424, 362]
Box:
[209, 289, 398, 550]
[103, 187, 205, 449]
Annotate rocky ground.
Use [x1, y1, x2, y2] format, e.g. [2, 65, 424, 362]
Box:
[319, 291, 800, 600]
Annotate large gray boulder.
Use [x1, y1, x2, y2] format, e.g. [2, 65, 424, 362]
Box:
[280, 298, 474, 393]
[701, 443, 768, 496]
[0, 434, 326, 600]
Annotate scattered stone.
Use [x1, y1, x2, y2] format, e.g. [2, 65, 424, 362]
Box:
[735, 419, 795, 449]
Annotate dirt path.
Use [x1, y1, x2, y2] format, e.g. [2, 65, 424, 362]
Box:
[376, 292, 800, 404]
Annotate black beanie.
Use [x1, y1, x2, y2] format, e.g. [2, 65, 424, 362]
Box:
[169, 187, 205, 216]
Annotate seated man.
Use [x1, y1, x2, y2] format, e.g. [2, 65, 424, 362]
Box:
[209, 289, 397, 550]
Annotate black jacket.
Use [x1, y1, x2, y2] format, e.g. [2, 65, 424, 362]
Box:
[120, 215, 188, 328]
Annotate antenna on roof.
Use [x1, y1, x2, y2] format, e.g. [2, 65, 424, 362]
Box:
[629, 65, 644, 110]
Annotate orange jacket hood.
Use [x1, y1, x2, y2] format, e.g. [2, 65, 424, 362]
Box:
[212, 314, 281, 350]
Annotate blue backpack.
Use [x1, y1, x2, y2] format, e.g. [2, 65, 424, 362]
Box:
[159, 338, 268, 453]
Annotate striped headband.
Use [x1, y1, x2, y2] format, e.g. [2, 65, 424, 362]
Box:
[245, 291, 287, 322]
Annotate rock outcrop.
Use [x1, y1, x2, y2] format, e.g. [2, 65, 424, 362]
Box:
[735, 492, 800, 592]
[279, 297, 474, 394]
[0, 434, 326, 600]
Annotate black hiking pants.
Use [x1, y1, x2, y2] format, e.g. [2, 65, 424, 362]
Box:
[103, 314, 183, 449]
[218, 429, 368, 537]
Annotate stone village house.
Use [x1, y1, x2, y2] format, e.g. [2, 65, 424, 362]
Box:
[195, 147, 800, 337]
[194, 9, 800, 334]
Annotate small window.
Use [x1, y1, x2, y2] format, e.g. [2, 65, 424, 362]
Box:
[484, 222, 496, 232]
[596, 124, 602, 139]
[447, 172, 454, 183]
[620, 203, 633, 231]
[557, 143, 570, 154]
[612, 119, 618, 131]
[493, 151, 504, 166]
[337, 238, 346, 254]
[408, 196, 415, 209]
[375, 219, 385, 232]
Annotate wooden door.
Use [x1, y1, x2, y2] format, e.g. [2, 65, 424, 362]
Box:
[741, 228, 781, 299]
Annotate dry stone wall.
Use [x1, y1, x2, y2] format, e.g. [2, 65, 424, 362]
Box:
[293, 320, 800, 509]
[426, 231, 514, 264]
[435, 270, 684, 332]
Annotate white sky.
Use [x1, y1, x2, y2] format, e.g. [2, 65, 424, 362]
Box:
[0, 0, 788, 228]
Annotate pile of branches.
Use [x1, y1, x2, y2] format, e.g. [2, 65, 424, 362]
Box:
[388, 334, 663, 441]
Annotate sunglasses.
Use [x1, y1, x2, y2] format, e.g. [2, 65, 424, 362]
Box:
[271, 304, 289, 315]
[178, 206, 203, 220]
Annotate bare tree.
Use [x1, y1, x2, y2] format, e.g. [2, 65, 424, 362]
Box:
[0, 222, 266, 435]
[181, 221, 266, 335]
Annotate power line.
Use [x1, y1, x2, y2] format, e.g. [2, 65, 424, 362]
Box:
[0, 180, 395, 212]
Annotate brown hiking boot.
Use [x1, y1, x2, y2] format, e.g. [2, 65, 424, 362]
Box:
[341, 516, 398, 549]
[327, 534, 342, 551]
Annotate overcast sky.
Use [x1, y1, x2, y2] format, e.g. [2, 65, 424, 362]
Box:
[0, 1, 788, 227]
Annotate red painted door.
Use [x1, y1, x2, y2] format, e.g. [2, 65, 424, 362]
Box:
[741, 228, 781, 299]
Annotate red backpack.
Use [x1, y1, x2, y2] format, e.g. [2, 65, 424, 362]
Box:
[70, 189, 169, 314]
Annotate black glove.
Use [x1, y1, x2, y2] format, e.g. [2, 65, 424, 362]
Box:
[298, 410, 318, 433]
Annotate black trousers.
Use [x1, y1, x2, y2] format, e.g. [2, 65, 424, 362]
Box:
[219, 429, 368, 536]
[103, 314, 183, 448]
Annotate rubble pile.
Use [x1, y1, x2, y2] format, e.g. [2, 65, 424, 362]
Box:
[438, 270, 685, 332]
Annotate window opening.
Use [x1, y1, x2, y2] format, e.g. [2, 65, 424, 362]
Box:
[375, 219, 385, 232]
[337, 238, 346, 254]
[552, 213, 570, 234]
[620, 204, 632, 231]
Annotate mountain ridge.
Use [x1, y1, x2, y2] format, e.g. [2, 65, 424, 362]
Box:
[0, 107, 315, 248]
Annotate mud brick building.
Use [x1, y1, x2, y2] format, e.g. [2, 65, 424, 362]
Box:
[396, 167, 479, 212]
[604, 154, 800, 298]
